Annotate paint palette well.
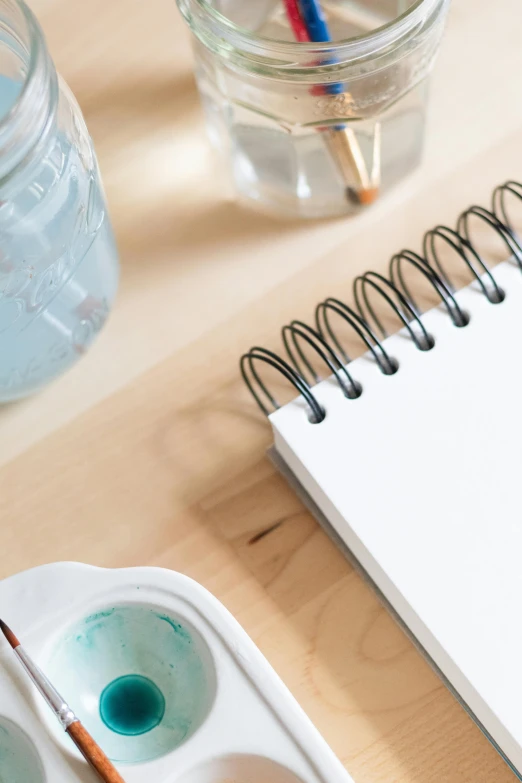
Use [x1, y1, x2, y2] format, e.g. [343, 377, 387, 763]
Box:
[175, 754, 307, 782]
[0, 564, 354, 782]
[0, 717, 46, 782]
[44, 605, 216, 763]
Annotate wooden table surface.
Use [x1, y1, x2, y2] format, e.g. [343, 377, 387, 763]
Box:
[1, 1, 521, 781]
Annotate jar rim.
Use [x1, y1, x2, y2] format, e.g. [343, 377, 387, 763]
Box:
[0, 0, 44, 137]
[0, 0, 56, 186]
[181, 0, 445, 59]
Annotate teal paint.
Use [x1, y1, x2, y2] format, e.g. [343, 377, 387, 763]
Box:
[46, 604, 216, 763]
[100, 675, 165, 736]
[157, 613, 192, 642]
[85, 608, 116, 623]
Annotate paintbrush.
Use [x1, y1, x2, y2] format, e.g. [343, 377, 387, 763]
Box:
[0, 619, 126, 783]
[283, 0, 380, 205]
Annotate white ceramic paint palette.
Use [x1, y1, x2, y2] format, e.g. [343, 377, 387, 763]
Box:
[0, 562, 353, 783]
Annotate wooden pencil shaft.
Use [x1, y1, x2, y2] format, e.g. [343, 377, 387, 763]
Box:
[290, 0, 379, 201]
[324, 127, 371, 191]
[370, 121, 382, 188]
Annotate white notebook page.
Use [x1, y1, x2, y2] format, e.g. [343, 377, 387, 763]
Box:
[270, 257, 522, 773]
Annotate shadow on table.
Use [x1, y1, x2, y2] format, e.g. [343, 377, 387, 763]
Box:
[117, 198, 305, 269]
[159, 383, 515, 783]
[72, 69, 307, 269]
[76, 71, 199, 129]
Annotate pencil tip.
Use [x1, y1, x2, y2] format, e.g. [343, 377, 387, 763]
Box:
[0, 619, 20, 649]
[346, 187, 380, 206]
[356, 187, 380, 206]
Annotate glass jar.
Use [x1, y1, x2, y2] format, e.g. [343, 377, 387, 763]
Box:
[177, 0, 450, 219]
[0, 0, 119, 402]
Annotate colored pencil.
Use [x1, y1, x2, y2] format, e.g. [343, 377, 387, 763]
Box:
[298, 0, 332, 42]
[282, 0, 310, 42]
[283, 0, 380, 204]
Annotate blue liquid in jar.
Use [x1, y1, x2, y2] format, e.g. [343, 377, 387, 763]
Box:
[99, 675, 166, 736]
[0, 75, 119, 402]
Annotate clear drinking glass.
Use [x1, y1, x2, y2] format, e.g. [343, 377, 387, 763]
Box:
[0, 0, 119, 401]
[177, 0, 450, 219]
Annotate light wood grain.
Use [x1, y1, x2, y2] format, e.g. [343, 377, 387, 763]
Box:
[0, 0, 521, 781]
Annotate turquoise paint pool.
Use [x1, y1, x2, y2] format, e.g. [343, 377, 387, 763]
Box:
[100, 674, 165, 736]
[45, 604, 216, 763]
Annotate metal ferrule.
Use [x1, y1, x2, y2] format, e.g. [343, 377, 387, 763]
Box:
[15, 646, 77, 730]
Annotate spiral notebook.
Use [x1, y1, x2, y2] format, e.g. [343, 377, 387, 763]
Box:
[242, 181, 522, 779]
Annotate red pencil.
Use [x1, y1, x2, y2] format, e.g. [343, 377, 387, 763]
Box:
[282, 0, 378, 204]
[282, 0, 310, 42]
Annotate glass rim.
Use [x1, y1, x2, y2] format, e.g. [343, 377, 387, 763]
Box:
[0, 0, 56, 188]
[182, 0, 445, 58]
[0, 0, 44, 138]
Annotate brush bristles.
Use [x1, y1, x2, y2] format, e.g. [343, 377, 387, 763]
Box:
[0, 619, 20, 649]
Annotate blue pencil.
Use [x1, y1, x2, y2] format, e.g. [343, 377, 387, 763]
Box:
[298, 0, 332, 42]
[298, 0, 343, 94]
[296, 0, 379, 202]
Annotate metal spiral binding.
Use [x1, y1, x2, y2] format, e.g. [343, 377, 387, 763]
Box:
[282, 321, 362, 400]
[241, 180, 522, 422]
[353, 270, 436, 351]
[389, 249, 469, 328]
[315, 297, 398, 375]
[240, 347, 326, 423]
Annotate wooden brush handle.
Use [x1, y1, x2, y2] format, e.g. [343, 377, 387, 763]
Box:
[67, 721, 126, 783]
